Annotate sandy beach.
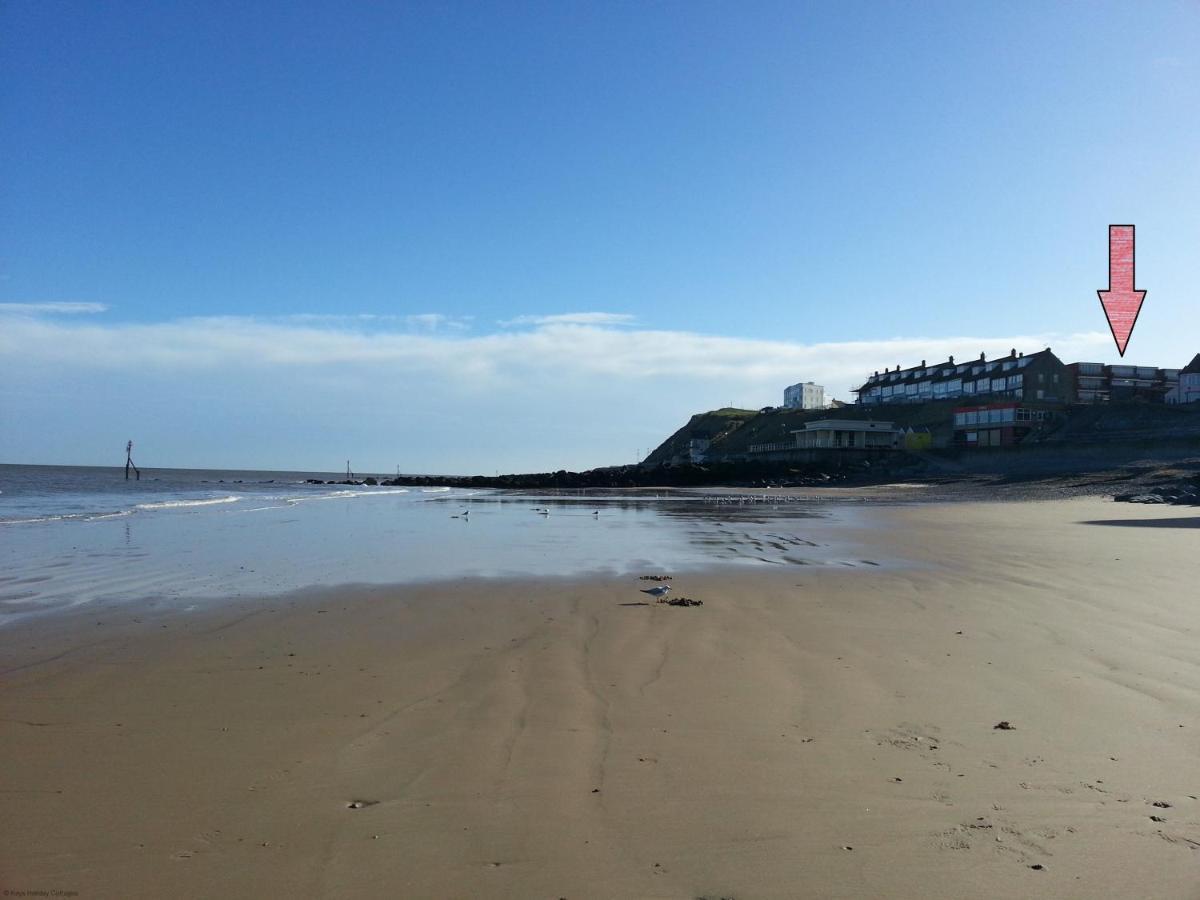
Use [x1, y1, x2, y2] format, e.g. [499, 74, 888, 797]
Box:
[3, 495, 1200, 898]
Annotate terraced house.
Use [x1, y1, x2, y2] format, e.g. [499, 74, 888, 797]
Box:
[854, 348, 1072, 407]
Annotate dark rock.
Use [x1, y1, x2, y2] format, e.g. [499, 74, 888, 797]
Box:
[993, 721, 1016, 730]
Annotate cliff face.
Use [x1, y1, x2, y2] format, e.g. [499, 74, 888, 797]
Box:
[641, 408, 759, 465]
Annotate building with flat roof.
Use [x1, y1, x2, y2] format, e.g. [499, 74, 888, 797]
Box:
[854, 348, 1071, 407]
[791, 419, 899, 449]
[1068, 362, 1179, 403]
[953, 402, 1051, 448]
[783, 381, 825, 410]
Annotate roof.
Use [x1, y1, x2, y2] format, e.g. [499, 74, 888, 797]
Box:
[1182, 354, 1200, 376]
[792, 419, 896, 432]
[853, 348, 1062, 394]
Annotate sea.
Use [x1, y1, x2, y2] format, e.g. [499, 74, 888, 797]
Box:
[0, 464, 869, 623]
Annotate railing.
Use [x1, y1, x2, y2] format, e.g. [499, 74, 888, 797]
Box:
[747, 441, 794, 454]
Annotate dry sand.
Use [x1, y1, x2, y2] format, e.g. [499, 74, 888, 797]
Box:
[3, 496, 1200, 898]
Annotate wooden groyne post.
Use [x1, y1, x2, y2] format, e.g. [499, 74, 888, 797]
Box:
[125, 440, 141, 481]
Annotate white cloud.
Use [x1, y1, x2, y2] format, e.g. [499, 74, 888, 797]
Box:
[404, 313, 473, 331]
[502, 312, 637, 327]
[0, 311, 1138, 471]
[0, 310, 1113, 399]
[280, 312, 472, 330]
[0, 301, 108, 315]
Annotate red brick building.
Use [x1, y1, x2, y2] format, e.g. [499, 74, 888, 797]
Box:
[952, 402, 1050, 447]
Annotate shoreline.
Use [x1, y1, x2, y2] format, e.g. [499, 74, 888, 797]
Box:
[4, 497, 1200, 898]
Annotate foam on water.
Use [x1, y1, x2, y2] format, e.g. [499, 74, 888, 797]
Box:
[135, 495, 243, 510]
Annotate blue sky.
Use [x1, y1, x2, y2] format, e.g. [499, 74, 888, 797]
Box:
[2, 1, 1198, 472]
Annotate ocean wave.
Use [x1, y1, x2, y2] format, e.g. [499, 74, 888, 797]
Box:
[279, 488, 412, 504]
[422, 487, 451, 493]
[0, 515, 70, 526]
[0, 508, 134, 526]
[134, 495, 243, 511]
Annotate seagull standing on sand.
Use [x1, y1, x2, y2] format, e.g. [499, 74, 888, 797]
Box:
[641, 584, 671, 600]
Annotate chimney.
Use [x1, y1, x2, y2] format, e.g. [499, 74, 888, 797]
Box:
[1010, 348, 1016, 358]
[1018, 351, 1024, 358]
[949, 355, 955, 365]
[980, 352, 986, 361]
[921, 359, 926, 367]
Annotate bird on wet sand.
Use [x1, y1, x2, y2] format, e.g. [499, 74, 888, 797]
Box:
[641, 584, 671, 600]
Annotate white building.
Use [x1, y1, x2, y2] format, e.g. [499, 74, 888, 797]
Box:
[1166, 354, 1200, 405]
[791, 419, 899, 449]
[783, 381, 825, 410]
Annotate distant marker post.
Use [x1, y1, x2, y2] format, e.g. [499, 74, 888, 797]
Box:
[1097, 225, 1146, 357]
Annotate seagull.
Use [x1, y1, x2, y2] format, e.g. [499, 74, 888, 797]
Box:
[641, 584, 672, 600]
[593, 510, 599, 517]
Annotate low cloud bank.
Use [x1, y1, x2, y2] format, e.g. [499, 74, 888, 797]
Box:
[0, 306, 1114, 470]
[0, 306, 1109, 399]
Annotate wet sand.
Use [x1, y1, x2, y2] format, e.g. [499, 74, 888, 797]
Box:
[3, 496, 1200, 898]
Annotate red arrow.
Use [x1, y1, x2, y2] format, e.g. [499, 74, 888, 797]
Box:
[1097, 224, 1146, 357]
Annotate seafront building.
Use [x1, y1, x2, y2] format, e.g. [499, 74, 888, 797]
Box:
[854, 349, 1072, 407]
[792, 419, 898, 449]
[1067, 362, 1179, 404]
[1166, 355, 1200, 405]
[952, 402, 1051, 447]
[783, 381, 825, 409]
